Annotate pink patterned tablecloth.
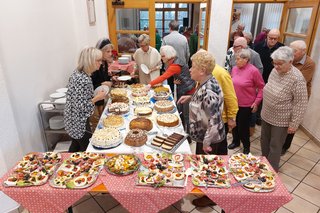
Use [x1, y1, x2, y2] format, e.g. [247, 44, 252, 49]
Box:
[109, 61, 136, 74]
[99, 155, 189, 213]
[185, 156, 292, 213]
[0, 153, 103, 213]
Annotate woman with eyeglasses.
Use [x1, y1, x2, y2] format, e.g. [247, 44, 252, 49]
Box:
[261, 46, 308, 172]
[64, 47, 107, 152]
[228, 48, 265, 154]
[91, 38, 114, 117]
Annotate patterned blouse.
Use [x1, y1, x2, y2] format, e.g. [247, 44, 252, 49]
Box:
[64, 70, 95, 139]
[261, 66, 308, 129]
[189, 77, 225, 146]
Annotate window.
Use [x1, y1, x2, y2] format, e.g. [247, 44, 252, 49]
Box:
[140, 3, 189, 37]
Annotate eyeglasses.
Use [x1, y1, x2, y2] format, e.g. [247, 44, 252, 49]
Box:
[268, 36, 278, 41]
[272, 61, 287, 67]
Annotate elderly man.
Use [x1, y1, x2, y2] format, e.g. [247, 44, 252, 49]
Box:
[253, 29, 284, 126]
[162, 20, 190, 65]
[225, 37, 263, 74]
[243, 31, 253, 48]
[133, 34, 162, 84]
[254, 29, 284, 83]
[282, 40, 316, 155]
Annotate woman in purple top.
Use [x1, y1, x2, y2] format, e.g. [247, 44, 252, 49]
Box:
[228, 49, 265, 154]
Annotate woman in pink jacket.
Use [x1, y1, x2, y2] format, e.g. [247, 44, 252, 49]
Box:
[228, 49, 265, 154]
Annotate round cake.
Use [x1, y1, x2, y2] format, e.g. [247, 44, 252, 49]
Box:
[110, 88, 127, 98]
[91, 128, 121, 148]
[131, 89, 148, 97]
[111, 95, 129, 104]
[156, 114, 179, 127]
[131, 83, 144, 90]
[154, 86, 169, 93]
[129, 117, 153, 131]
[133, 96, 150, 105]
[103, 115, 124, 128]
[153, 91, 170, 100]
[124, 129, 148, 147]
[108, 102, 129, 114]
[135, 106, 153, 116]
[154, 100, 174, 112]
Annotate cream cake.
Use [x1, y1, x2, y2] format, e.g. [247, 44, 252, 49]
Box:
[108, 102, 129, 114]
[156, 113, 179, 127]
[91, 128, 121, 148]
[154, 100, 174, 112]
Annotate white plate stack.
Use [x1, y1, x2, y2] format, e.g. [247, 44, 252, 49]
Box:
[49, 92, 65, 102]
[54, 98, 66, 110]
[49, 116, 65, 130]
[118, 57, 129, 64]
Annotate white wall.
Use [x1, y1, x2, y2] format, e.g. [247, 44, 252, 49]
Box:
[207, 0, 233, 66]
[0, 0, 108, 176]
[302, 21, 320, 142]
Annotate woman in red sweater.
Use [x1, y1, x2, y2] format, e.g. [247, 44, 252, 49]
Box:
[147, 45, 195, 133]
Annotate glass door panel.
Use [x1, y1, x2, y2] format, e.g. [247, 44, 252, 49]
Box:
[286, 8, 312, 34]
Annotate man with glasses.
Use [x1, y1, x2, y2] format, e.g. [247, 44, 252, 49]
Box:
[254, 29, 284, 125]
[224, 37, 263, 74]
[254, 29, 284, 83]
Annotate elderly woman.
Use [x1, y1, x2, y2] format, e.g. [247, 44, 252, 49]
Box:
[178, 50, 225, 207]
[147, 45, 195, 132]
[64, 47, 106, 152]
[261, 46, 308, 171]
[133, 34, 162, 84]
[228, 49, 265, 154]
[91, 38, 114, 117]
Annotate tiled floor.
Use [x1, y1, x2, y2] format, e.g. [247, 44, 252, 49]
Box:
[18, 127, 320, 213]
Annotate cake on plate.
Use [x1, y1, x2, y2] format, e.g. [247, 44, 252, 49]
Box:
[103, 115, 124, 128]
[154, 100, 174, 112]
[111, 95, 129, 104]
[129, 117, 153, 131]
[154, 86, 169, 93]
[132, 96, 150, 105]
[124, 129, 148, 147]
[91, 128, 121, 148]
[110, 88, 127, 98]
[134, 106, 153, 116]
[156, 114, 179, 127]
[131, 89, 148, 97]
[153, 91, 170, 101]
[108, 102, 129, 114]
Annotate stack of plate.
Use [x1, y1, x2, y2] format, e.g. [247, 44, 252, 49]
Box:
[121, 54, 131, 62]
[118, 57, 129, 64]
[56, 88, 68, 93]
[49, 116, 65, 130]
[49, 92, 65, 102]
[54, 98, 66, 110]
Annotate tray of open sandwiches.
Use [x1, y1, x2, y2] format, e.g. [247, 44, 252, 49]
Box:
[146, 132, 187, 154]
[3, 152, 62, 187]
[49, 152, 105, 189]
[137, 152, 186, 188]
[187, 155, 231, 188]
[229, 153, 276, 192]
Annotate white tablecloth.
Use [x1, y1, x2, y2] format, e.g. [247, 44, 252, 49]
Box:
[86, 86, 191, 154]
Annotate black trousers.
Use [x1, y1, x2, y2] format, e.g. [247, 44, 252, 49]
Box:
[283, 133, 294, 151]
[68, 119, 92, 152]
[196, 123, 228, 155]
[232, 107, 251, 149]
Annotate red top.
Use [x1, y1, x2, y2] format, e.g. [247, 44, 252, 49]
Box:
[149, 63, 181, 86]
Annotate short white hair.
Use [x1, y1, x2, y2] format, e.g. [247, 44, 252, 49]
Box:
[138, 34, 150, 45]
[160, 45, 177, 59]
[243, 32, 253, 41]
[271, 46, 293, 62]
[290, 40, 306, 50]
[236, 48, 251, 60]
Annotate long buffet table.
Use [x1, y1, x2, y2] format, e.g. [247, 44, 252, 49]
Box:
[0, 153, 292, 213]
[0, 86, 292, 212]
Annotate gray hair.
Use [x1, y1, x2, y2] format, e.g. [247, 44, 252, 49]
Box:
[271, 46, 294, 62]
[243, 32, 253, 41]
[236, 48, 251, 60]
[138, 34, 150, 45]
[290, 40, 307, 50]
[169, 20, 179, 31]
[77, 47, 102, 74]
[160, 45, 177, 59]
